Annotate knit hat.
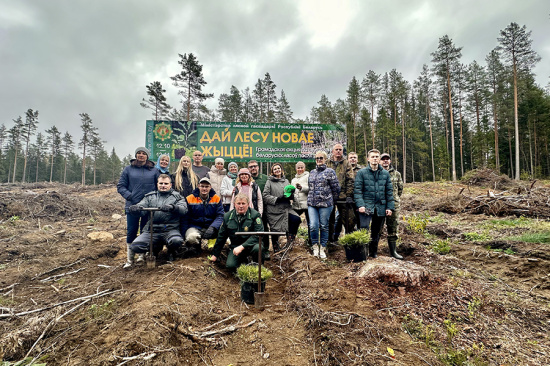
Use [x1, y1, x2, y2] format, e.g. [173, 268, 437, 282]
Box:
[283, 184, 296, 198]
[135, 146, 150, 158]
[228, 162, 238, 170]
[214, 157, 225, 164]
[238, 168, 251, 177]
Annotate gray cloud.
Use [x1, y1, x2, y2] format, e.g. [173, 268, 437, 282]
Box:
[1, 0, 548, 157]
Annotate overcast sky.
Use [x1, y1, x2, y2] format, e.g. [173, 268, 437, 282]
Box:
[1, 0, 548, 158]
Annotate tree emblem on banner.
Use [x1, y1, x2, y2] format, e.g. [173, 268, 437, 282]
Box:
[153, 122, 173, 141]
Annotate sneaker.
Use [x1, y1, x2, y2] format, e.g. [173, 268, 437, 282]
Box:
[135, 254, 145, 263]
[319, 246, 327, 259]
[123, 261, 133, 269]
[312, 245, 320, 258]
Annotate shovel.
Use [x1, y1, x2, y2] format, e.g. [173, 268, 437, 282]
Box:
[140, 207, 160, 269]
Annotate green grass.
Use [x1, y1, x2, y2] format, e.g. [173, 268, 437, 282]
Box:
[464, 232, 490, 241]
[481, 216, 531, 229]
[430, 239, 451, 255]
[508, 231, 550, 243]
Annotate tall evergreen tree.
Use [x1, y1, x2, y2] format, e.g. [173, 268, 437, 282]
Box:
[62, 132, 74, 184]
[497, 22, 541, 180]
[31, 132, 47, 182]
[346, 76, 361, 152]
[263, 73, 277, 123]
[89, 135, 104, 185]
[8, 117, 24, 183]
[432, 35, 462, 181]
[21, 109, 39, 183]
[46, 126, 62, 182]
[253, 79, 265, 122]
[170, 53, 214, 121]
[78, 113, 98, 186]
[361, 70, 381, 149]
[140, 81, 171, 120]
[485, 49, 506, 173]
[276, 90, 293, 123]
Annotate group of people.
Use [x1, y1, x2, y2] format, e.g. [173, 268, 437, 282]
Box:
[116, 143, 404, 271]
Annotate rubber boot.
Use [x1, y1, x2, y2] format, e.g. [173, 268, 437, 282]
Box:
[312, 245, 320, 258]
[388, 237, 403, 260]
[368, 240, 378, 258]
[123, 244, 135, 269]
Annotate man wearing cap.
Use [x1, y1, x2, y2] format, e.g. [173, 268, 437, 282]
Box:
[125, 174, 188, 268]
[192, 150, 210, 179]
[181, 177, 225, 256]
[354, 149, 395, 258]
[210, 193, 265, 271]
[117, 147, 160, 265]
[327, 143, 351, 242]
[381, 153, 404, 259]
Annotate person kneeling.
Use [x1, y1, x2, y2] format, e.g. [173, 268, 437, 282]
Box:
[124, 174, 188, 268]
[210, 194, 264, 271]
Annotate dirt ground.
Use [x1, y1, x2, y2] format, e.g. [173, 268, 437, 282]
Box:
[1, 178, 549, 365]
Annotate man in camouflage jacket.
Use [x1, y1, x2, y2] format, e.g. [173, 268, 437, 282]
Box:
[327, 143, 351, 242]
[343, 152, 362, 234]
[381, 153, 403, 259]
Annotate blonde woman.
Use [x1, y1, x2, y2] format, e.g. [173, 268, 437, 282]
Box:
[172, 156, 199, 198]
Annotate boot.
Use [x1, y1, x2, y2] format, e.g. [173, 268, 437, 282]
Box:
[123, 244, 135, 269]
[312, 245, 320, 258]
[368, 240, 378, 258]
[135, 253, 145, 263]
[319, 246, 327, 259]
[388, 237, 403, 260]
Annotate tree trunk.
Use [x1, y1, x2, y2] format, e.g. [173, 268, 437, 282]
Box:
[428, 104, 435, 182]
[401, 104, 406, 184]
[513, 62, 520, 180]
[493, 96, 500, 173]
[446, 69, 457, 181]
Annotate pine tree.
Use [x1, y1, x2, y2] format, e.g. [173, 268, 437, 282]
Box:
[497, 22, 541, 180]
[140, 81, 171, 120]
[346, 77, 361, 152]
[45, 126, 62, 182]
[432, 35, 462, 181]
[361, 70, 381, 149]
[78, 113, 98, 186]
[8, 117, 23, 183]
[253, 79, 265, 122]
[276, 90, 293, 123]
[263, 73, 277, 123]
[89, 135, 104, 185]
[31, 133, 47, 182]
[21, 109, 39, 183]
[486, 49, 506, 173]
[171, 53, 214, 121]
[62, 132, 74, 184]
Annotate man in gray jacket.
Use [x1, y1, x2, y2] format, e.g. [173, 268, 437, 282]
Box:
[125, 174, 188, 268]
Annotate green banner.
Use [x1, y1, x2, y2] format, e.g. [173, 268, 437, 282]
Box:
[146, 120, 346, 162]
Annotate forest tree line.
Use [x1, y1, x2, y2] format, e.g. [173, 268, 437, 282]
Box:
[2, 22, 549, 185]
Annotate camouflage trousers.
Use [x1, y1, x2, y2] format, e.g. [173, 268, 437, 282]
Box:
[385, 208, 400, 240]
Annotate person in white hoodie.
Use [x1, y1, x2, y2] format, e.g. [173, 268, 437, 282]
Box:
[291, 161, 311, 245]
[206, 157, 227, 197]
[220, 162, 238, 212]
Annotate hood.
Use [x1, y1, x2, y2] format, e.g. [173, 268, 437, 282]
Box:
[210, 166, 227, 175]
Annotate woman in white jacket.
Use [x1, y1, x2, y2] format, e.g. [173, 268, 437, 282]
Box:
[291, 161, 311, 245]
[220, 162, 238, 211]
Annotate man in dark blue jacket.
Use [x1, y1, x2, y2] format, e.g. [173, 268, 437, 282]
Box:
[181, 177, 225, 256]
[354, 149, 395, 258]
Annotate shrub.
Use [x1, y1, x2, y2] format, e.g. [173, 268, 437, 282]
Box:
[430, 239, 451, 255]
[405, 212, 429, 234]
[339, 229, 369, 247]
[236, 264, 273, 283]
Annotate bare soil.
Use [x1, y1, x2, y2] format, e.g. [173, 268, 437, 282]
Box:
[1, 179, 549, 365]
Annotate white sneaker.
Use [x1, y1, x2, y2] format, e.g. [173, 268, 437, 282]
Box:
[123, 261, 133, 269]
[135, 254, 145, 263]
[319, 247, 327, 259]
[313, 245, 320, 258]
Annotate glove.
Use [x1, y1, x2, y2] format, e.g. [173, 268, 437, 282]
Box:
[129, 205, 142, 213]
[345, 197, 354, 204]
[203, 226, 218, 239]
[160, 204, 174, 212]
[276, 195, 290, 204]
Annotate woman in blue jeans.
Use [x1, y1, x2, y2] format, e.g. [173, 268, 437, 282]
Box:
[307, 151, 340, 259]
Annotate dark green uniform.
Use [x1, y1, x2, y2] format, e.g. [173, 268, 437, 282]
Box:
[212, 207, 264, 270]
[385, 167, 403, 240]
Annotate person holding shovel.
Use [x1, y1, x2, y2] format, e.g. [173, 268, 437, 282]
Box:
[124, 174, 188, 268]
[210, 193, 264, 271]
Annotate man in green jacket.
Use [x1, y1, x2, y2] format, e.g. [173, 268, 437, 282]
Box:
[381, 153, 404, 259]
[210, 193, 265, 270]
[354, 149, 395, 258]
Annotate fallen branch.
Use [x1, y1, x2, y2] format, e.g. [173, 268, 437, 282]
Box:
[173, 319, 256, 344]
[0, 289, 121, 319]
[40, 268, 86, 282]
[115, 352, 157, 366]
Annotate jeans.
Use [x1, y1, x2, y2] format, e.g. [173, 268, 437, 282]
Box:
[126, 213, 149, 244]
[308, 206, 333, 248]
[130, 229, 183, 255]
